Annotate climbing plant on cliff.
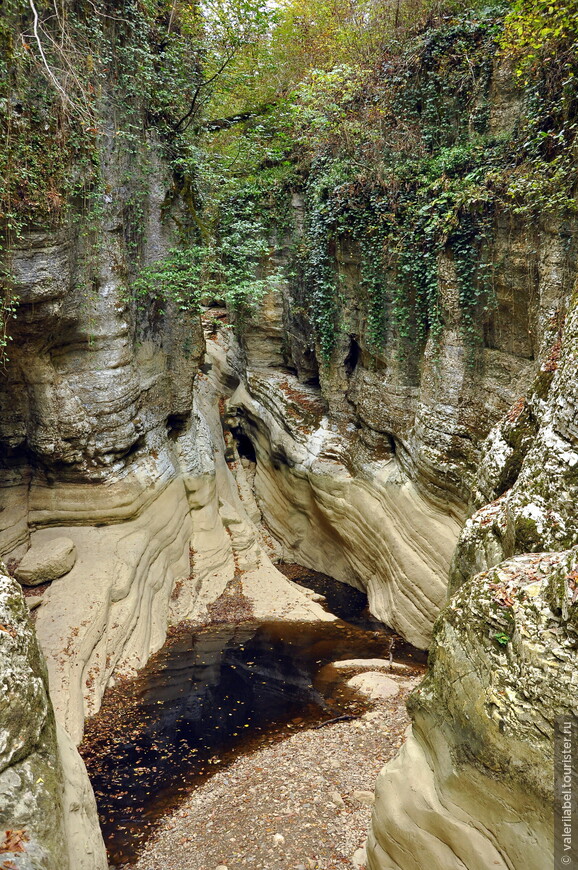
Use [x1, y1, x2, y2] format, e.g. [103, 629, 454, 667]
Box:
[131, 206, 284, 324]
[192, 0, 578, 368]
[2, 0, 578, 362]
[0, 0, 280, 356]
[280, 7, 502, 360]
[500, 0, 578, 215]
[211, 0, 578, 364]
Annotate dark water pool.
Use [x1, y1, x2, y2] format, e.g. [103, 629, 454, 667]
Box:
[80, 570, 425, 865]
[277, 563, 388, 630]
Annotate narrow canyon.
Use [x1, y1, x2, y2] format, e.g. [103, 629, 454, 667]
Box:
[0, 2, 577, 869]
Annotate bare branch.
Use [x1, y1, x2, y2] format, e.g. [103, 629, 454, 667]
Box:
[28, 0, 70, 107]
[167, 0, 179, 35]
[172, 48, 238, 132]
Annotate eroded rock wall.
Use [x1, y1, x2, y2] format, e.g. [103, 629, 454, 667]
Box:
[0, 222, 329, 739]
[226, 371, 458, 649]
[210, 69, 578, 865]
[208, 38, 574, 649]
[367, 549, 576, 869]
[0, 572, 106, 870]
[222, 202, 574, 646]
[366, 253, 578, 866]
[0, 120, 331, 864]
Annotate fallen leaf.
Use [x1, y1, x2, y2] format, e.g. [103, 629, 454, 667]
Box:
[0, 830, 28, 854]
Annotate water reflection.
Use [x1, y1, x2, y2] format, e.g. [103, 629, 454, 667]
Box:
[81, 576, 425, 865]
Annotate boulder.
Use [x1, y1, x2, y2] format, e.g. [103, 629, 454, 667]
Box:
[319, 659, 412, 685]
[0, 572, 108, 870]
[15, 537, 77, 586]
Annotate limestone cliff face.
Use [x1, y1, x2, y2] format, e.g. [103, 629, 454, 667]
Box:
[0, 150, 209, 864]
[226, 370, 458, 650]
[0, 122, 331, 864]
[212, 46, 572, 650]
[1, 17, 576, 869]
[214, 60, 578, 868]
[451, 279, 578, 588]
[224, 201, 573, 647]
[365, 246, 578, 866]
[367, 547, 577, 870]
[0, 208, 329, 731]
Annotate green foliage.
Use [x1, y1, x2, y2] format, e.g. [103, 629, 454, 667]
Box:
[132, 247, 205, 313]
[500, 0, 578, 215]
[502, 0, 578, 73]
[131, 202, 283, 324]
[493, 631, 511, 646]
[4, 0, 578, 371]
[213, 208, 283, 322]
[287, 11, 502, 360]
[300, 159, 352, 359]
[0, 0, 282, 353]
[248, 0, 576, 362]
[0, 277, 18, 363]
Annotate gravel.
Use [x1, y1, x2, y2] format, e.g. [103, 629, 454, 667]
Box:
[126, 675, 420, 870]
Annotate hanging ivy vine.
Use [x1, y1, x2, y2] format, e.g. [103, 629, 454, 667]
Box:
[291, 8, 504, 364]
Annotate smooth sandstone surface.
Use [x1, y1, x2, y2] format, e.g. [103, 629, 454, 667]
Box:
[368, 550, 574, 870]
[367, 274, 578, 869]
[0, 47, 576, 870]
[227, 374, 460, 650]
[347, 673, 400, 701]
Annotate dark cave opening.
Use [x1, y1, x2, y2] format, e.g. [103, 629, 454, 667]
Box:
[166, 412, 190, 441]
[344, 336, 361, 377]
[233, 428, 257, 463]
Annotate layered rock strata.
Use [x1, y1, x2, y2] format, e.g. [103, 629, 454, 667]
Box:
[212, 190, 573, 651]
[367, 549, 576, 869]
[226, 370, 459, 650]
[0, 191, 329, 860]
[366, 277, 578, 866]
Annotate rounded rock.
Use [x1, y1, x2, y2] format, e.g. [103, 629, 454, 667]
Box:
[15, 536, 77, 586]
[352, 790, 375, 807]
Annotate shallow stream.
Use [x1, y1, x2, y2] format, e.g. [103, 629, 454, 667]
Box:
[80, 566, 426, 865]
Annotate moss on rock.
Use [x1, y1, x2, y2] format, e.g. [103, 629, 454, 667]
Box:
[0, 572, 68, 870]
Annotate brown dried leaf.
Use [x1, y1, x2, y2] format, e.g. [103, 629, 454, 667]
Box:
[492, 590, 514, 608]
[0, 830, 28, 854]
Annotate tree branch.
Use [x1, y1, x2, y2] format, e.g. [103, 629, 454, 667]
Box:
[203, 102, 277, 132]
[172, 49, 238, 133]
[28, 0, 70, 106]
